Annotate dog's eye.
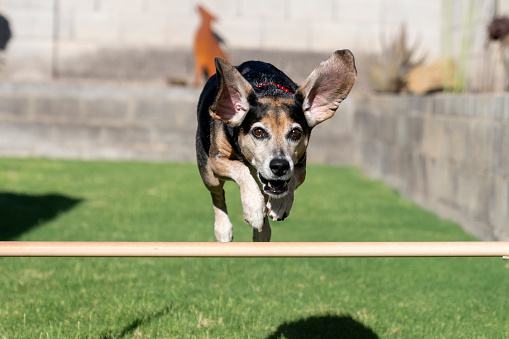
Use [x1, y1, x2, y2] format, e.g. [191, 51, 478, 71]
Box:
[252, 127, 267, 138]
[290, 128, 302, 140]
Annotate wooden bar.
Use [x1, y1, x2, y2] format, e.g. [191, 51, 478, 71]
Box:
[0, 241, 508, 258]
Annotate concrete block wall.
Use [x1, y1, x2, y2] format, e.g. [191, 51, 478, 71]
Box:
[0, 0, 55, 80]
[0, 0, 441, 82]
[354, 94, 509, 241]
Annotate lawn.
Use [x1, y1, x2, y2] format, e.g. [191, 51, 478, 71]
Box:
[0, 158, 507, 338]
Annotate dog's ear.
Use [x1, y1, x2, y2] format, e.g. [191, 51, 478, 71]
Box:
[296, 49, 357, 128]
[210, 57, 254, 126]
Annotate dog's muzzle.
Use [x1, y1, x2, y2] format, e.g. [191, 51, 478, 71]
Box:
[258, 173, 291, 196]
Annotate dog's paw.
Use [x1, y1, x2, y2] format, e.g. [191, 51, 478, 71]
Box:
[241, 191, 266, 231]
[214, 220, 233, 242]
[267, 191, 294, 221]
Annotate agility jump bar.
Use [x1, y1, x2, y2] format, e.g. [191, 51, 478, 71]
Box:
[0, 242, 508, 259]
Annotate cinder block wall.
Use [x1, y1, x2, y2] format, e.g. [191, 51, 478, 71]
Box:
[0, 0, 441, 82]
[353, 94, 509, 241]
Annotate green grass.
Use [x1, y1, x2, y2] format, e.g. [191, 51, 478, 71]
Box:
[0, 158, 507, 338]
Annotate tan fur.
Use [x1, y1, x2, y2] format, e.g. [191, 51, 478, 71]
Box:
[238, 103, 308, 171]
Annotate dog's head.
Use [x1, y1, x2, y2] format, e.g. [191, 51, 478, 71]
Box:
[209, 50, 357, 197]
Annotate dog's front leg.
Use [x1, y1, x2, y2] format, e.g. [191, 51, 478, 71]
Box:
[211, 157, 266, 231]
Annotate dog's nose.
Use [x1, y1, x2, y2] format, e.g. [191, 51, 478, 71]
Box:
[270, 158, 290, 176]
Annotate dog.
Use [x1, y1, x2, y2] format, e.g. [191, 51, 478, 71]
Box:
[196, 50, 357, 242]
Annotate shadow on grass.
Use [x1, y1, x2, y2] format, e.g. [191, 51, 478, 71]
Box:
[0, 192, 83, 240]
[100, 306, 172, 338]
[266, 314, 378, 339]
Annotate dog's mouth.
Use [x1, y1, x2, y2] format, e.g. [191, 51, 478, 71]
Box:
[258, 174, 291, 196]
